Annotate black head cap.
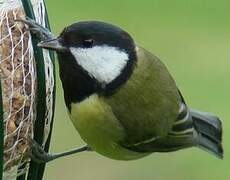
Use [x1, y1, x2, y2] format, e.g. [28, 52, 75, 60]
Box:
[59, 21, 136, 55]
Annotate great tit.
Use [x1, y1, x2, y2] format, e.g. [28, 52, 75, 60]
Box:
[19, 19, 223, 162]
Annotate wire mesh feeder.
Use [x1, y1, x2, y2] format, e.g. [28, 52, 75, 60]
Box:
[0, 0, 55, 179]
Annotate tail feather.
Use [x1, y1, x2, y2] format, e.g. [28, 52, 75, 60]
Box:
[125, 105, 223, 159]
[191, 109, 222, 141]
[197, 132, 223, 159]
[191, 109, 223, 159]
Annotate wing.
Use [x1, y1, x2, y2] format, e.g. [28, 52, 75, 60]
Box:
[169, 90, 193, 137]
[104, 47, 183, 148]
[124, 90, 195, 153]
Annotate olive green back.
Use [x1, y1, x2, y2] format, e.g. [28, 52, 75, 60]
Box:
[103, 47, 181, 146]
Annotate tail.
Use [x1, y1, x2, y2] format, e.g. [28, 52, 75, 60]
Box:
[191, 109, 223, 159]
[125, 105, 223, 158]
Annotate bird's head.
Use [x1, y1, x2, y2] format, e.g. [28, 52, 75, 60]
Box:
[39, 21, 137, 87]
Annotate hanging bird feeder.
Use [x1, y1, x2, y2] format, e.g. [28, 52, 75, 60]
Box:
[0, 0, 55, 179]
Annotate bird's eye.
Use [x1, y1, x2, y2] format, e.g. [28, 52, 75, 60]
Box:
[82, 39, 94, 48]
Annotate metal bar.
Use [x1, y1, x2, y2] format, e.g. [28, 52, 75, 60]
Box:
[0, 80, 4, 180]
[36, 1, 56, 179]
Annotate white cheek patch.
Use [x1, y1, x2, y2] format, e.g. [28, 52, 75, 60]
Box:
[70, 46, 129, 84]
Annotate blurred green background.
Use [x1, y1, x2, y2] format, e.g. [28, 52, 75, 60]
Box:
[44, 0, 230, 180]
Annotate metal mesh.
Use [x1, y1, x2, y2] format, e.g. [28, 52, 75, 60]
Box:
[0, 0, 54, 179]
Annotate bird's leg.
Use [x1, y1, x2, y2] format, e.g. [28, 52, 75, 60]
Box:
[15, 17, 56, 41]
[25, 138, 92, 164]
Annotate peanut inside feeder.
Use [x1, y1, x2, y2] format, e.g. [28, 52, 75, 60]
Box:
[0, 6, 37, 174]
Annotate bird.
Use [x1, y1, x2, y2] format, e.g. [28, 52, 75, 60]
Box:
[18, 18, 223, 162]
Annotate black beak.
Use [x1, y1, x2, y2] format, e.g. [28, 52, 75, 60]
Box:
[37, 38, 67, 52]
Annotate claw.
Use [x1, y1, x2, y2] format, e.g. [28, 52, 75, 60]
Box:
[15, 18, 56, 41]
[24, 137, 53, 164]
[15, 18, 36, 27]
[24, 137, 91, 164]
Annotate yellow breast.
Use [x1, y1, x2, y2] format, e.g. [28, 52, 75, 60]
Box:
[69, 94, 148, 160]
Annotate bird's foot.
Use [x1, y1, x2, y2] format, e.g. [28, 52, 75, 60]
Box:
[25, 137, 91, 164]
[25, 137, 54, 164]
[15, 17, 55, 41]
